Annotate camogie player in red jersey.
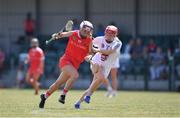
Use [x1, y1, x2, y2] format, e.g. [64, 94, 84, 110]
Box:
[39, 20, 94, 108]
[26, 38, 44, 95]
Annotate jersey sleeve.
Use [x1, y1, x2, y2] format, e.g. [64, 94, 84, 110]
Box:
[39, 49, 45, 61]
[72, 30, 77, 34]
[112, 38, 122, 53]
[68, 30, 77, 40]
[27, 49, 31, 62]
[92, 37, 102, 49]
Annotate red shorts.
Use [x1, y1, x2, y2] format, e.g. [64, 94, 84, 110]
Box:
[59, 54, 81, 70]
[27, 68, 42, 80]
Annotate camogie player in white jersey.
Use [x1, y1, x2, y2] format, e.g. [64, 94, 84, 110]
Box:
[74, 25, 122, 109]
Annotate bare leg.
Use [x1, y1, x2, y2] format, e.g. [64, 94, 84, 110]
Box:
[86, 76, 103, 96]
[85, 64, 104, 95]
[74, 76, 100, 108]
[25, 72, 30, 84]
[84, 65, 105, 96]
[76, 89, 89, 103]
[110, 68, 118, 91]
[46, 71, 69, 95]
[57, 65, 79, 104]
[26, 72, 39, 95]
[39, 66, 70, 108]
[103, 78, 113, 91]
[77, 76, 100, 102]
[74, 64, 106, 108]
[63, 65, 79, 93]
[33, 74, 41, 95]
[109, 68, 119, 97]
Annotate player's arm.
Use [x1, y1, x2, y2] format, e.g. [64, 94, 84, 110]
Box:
[91, 37, 101, 54]
[93, 43, 121, 55]
[40, 53, 45, 68]
[85, 41, 94, 62]
[37, 51, 45, 72]
[24, 54, 30, 64]
[89, 41, 95, 55]
[52, 31, 74, 39]
[39, 58, 44, 72]
[93, 48, 114, 55]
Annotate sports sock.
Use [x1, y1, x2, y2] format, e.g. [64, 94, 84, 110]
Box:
[86, 90, 93, 96]
[45, 91, 51, 98]
[76, 100, 82, 105]
[107, 85, 113, 92]
[62, 88, 68, 95]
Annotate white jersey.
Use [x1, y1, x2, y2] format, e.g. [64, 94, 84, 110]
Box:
[91, 36, 122, 78]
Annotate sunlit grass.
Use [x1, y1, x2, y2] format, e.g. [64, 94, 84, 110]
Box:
[0, 89, 180, 117]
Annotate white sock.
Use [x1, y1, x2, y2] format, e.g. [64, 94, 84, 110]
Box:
[107, 85, 113, 92]
[86, 90, 93, 96]
[76, 100, 82, 104]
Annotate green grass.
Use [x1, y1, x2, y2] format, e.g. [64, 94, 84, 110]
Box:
[0, 89, 180, 117]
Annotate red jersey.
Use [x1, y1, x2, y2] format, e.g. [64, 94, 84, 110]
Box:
[24, 19, 35, 32]
[28, 47, 44, 73]
[147, 44, 157, 53]
[65, 31, 92, 63]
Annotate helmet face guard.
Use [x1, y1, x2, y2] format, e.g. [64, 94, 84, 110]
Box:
[105, 25, 118, 37]
[105, 29, 117, 36]
[82, 25, 93, 31]
[80, 21, 93, 37]
[104, 25, 118, 42]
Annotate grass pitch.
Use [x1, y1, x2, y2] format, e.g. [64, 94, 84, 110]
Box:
[0, 89, 180, 117]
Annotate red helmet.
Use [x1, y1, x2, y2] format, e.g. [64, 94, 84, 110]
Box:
[105, 25, 118, 36]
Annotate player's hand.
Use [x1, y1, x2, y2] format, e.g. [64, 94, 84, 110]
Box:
[88, 32, 93, 39]
[51, 33, 59, 40]
[52, 32, 63, 39]
[84, 55, 92, 62]
[92, 47, 100, 53]
[24, 59, 28, 64]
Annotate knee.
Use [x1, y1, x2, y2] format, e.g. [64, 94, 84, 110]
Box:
[111, 76, 117, 81]
[26, 77, 31, 84]
[53, 81, 60, 88]
[70, 72, 79, 80]
[26, 78, 35, 85]
[99, 77, 105, 83]
[74, 73, 79, 80]
[25, 78, 29, 83]
[96, 73, 105, 82]
[95, 77, 105, 85]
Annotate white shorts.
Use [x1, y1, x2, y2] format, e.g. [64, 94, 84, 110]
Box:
[111, 57, 120, 69]
[90, 63, 111, 78]
[91, 55, 120, 78]
[102, 66, 111, 78]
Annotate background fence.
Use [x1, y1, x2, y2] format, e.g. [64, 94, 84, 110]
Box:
[0, 0, 180, 91]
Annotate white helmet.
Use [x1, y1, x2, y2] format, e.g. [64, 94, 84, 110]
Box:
[31, 38, 39, 43]
[31, 38, 39, 47]
[80, 20, 93, 30]
[105, 25, 118, 36]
